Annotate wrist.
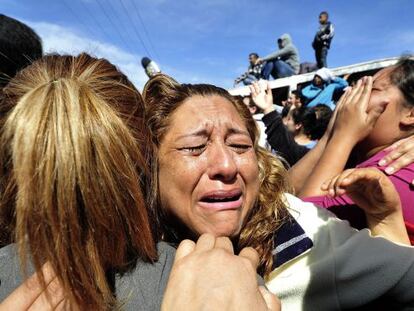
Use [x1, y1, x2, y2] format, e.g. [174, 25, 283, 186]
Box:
[263, 105, 275, 114]
[366, 207, 410, 245]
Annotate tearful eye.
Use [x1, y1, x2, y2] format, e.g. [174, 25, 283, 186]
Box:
[230, 144, 252, 153]
[178, 144, 206, 154]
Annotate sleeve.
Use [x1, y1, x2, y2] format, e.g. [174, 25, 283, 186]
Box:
[262, 45, 294, 62]
[262, 111, 309, 166]
[115, 242, 176, 311]
[331, 77, 348, 90]
[301, 84, 319, 102]
[284, 195, 414, 309]
[321, 23, 335, 40]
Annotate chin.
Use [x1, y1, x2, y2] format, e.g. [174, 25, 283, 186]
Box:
[208, 224, 242, 238]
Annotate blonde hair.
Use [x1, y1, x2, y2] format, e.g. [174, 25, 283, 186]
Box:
[143, 74, 290, 276]
[0, 54, 156, 309]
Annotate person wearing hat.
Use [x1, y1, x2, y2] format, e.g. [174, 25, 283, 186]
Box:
[256, 34, 300, 80]
[301, 67, 348, 110]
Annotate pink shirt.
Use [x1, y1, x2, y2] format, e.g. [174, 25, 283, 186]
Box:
[304, 150, 414, 244]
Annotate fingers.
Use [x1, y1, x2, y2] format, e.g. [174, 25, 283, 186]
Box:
[0, 263, 67, 311]
[239, 247, 260, 271]
[174, 239, 196, 263]
[358, 76, 373, 113]
[379, 136, 414, 180]
[259, 286, 281, 311]
[194, 233, 216, 253]
[214, 236, 234, 253]
[29, 277, 66, 311]
[322, 169, 357, 197]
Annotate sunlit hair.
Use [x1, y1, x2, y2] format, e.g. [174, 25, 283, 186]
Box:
[0, 53, 156, 309]
[143, 74, 290, 276]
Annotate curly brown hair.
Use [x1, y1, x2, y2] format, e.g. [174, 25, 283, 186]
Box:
[143, 74, 290, 276]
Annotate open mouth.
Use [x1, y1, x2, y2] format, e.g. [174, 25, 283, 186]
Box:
[201, 193, 242, 203]
[199, 190, 243, 210]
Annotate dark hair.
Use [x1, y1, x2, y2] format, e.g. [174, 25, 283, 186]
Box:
[0, 14, 42, 88]
[281, 104, 292, 118]
[291, 106, 307, 125]
[306, 104, 333, 140]
[141, 57, 151, 67]
[249, 53, 259, 58]
[390, 55, 414, 107]
[320, 11, 329, 17]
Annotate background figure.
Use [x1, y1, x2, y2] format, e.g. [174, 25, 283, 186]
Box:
[0, 14, 42, 89]
[257, 34, 300, 80]
[301, 67, 348, 110]
[240, 95, 269, 149]
[234, 53, 264, 86]
[312, 11, 334, 68]
[141, 57, 161, 78]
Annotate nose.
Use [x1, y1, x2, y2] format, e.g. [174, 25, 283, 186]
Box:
[207, 143, 238, 182]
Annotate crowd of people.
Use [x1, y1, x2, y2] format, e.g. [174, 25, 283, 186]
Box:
[235, 11, 335, 87]
[1, 12, 414, 311]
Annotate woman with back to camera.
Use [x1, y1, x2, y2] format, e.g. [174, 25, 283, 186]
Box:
[0, 53, 277, 311]
[142, 73, 414, 310]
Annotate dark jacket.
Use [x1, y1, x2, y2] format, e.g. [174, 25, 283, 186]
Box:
[262, 110, 309, 166]
[312, 21, 334, 49]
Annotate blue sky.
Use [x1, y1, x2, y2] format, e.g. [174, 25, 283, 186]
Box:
[2, 0, 413, 90]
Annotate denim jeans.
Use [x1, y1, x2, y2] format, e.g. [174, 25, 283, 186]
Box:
[242, 74, 258, 85]
[315, 46, 328, 68]
[261, 60, 295, 80]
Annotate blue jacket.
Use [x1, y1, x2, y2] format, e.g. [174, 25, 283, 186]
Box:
[301, 77, 348, 110]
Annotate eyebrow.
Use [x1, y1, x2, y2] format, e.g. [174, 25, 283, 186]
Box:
[175, 127, 251, 140]
[176, 129, 210, 140]
[227, 128, 251, 137]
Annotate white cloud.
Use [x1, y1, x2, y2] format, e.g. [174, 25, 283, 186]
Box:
[24, 20, 149, 90]
[22, 18, 233, 89]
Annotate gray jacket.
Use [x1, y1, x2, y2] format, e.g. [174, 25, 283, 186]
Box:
[262, 33, 300, 74]
[0, 242, 175, 310]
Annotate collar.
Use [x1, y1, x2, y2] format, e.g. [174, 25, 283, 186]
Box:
[272, 214, 313, 269]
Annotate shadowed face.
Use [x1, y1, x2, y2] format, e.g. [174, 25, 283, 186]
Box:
[157, 95, 260, 238]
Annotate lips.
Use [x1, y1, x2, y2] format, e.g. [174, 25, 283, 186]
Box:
[198, 189, 243, 210]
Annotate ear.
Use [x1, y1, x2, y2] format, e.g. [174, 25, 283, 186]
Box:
[400, 106, 414, 127]
[295, 123, 302, 131]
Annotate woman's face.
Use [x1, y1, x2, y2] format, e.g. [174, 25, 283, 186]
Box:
[362, 67, 409, 153]
[157, 95, 260, 238]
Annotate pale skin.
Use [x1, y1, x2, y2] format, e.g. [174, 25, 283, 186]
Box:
[2, 235, 280, 311]
[250, 79, 410, 245]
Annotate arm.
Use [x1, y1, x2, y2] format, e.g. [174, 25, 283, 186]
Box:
[262, 111, 310, 166]
[261, 45, 294, 62]
[289, 85, 345, 193]
[298, 77, 388, 197]
[331, 77, 348, 90]
[321, 23, 335, 40]
[322, 167, 410, 245]
[249, 82, 309, 166]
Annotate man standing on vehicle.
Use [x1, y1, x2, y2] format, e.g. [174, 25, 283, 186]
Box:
[312, 11, 334, 68]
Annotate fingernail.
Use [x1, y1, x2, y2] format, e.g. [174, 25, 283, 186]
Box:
[329, 189, 335, 197]
[378, 160, 386, 166]
[342, 178, 349, 183]
[385, 167, 394, 175]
